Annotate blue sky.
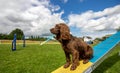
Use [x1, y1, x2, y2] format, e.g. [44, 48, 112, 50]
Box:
[50, 0, 120, 38]
[0, 0, 120, 39]
[51, 0, 120, 17]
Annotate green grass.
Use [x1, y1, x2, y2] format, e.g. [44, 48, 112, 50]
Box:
[0, 43, 120, 73]
[0, 44, 65, 73]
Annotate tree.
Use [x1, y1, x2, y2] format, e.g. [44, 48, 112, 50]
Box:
[9, 28, 24, 40]
[0, 33, 9, 39]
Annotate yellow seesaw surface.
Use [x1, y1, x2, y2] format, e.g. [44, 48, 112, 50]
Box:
[52, 60, 93, 73]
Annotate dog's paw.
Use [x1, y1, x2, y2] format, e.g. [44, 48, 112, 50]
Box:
[64, 63, 70, 68]
[83, 59, 89, 64]
[70, 64, 77, 70]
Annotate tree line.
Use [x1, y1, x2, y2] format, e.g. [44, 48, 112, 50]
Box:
[29, 35, 47, 41]
[1, 27, 120, 41]
[0, 28, 24, 40]
[0, 28, 47, 41]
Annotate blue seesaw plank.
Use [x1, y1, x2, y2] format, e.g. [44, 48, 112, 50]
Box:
[90, 31, 120, 63]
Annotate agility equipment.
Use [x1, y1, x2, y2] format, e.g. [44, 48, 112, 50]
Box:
[40, 35, 55, 45]
[22, 35, 25, 47]
[52, 31, 120, 73]
[12, 34, 17, 51]
[12, 34, 26, 51]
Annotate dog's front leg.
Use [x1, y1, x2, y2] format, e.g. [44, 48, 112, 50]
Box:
[71, 50, 79, 70]
[64, 51, 71, 68]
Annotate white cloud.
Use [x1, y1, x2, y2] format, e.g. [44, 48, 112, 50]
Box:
[68, 5, 120, 38]
[0, 0, 120, 39]
[0, 0, 64, 36]
[63, 0, 68, 3]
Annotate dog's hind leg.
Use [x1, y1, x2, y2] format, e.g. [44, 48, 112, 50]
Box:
[83, 45, 93, 64]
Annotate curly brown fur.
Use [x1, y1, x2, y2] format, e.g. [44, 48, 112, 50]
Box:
[50, 23, 93, 70]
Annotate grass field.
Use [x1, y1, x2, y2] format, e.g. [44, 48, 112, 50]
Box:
[0, 43, 120, 73]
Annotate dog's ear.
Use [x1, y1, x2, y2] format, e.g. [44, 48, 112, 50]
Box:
[59, 23, 71, 40]
[61, 31, 71, 40]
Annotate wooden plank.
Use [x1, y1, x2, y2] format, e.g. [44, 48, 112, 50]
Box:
[52, 61, 93, 73]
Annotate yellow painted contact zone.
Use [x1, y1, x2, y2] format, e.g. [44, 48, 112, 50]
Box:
[51, 60, 93, 73]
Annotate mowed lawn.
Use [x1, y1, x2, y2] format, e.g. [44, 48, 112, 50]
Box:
[0, 43, 120, 73]
[0, 44, 65, 73]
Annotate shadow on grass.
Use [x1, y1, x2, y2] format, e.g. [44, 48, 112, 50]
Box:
[92, 53, 120, 73]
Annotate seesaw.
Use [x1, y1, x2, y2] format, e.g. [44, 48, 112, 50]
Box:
[51, 31, 120, 73]
[40, 35, 55, 45]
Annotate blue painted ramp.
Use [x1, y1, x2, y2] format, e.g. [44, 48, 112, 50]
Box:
[90, 31, 120, 63]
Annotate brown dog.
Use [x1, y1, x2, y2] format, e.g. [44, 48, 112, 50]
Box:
[50, 23, 93, 70]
